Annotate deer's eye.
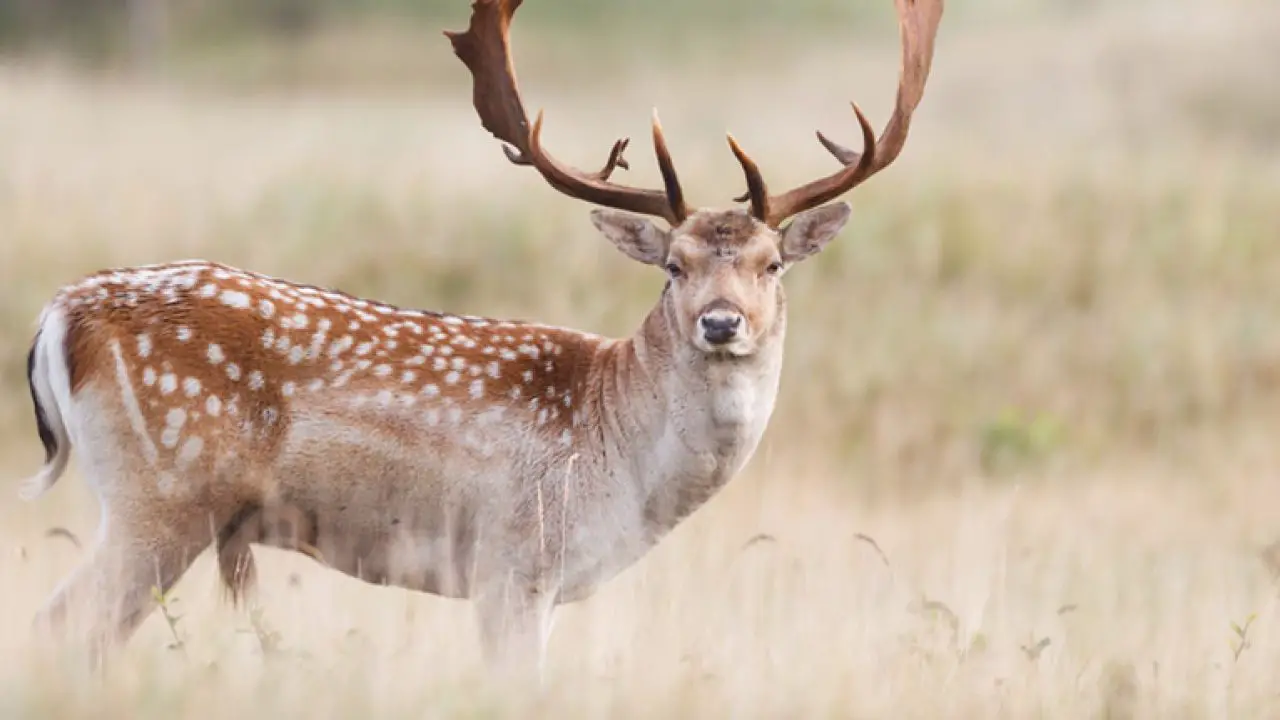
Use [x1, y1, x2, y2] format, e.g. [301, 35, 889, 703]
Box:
[765, 261, 784, 276]
[665, 262, 684, 279]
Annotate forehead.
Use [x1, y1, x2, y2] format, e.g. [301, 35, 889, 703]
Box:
[670, 210, 774, 261]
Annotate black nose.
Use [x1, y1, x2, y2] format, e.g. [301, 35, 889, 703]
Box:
[700, 313, 742, 345]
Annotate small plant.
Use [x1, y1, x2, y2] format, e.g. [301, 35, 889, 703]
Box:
[1229, 614, 1256, 662]
[979, 407, 1064, 476]
[151, 586, 187, 655]
[1021, 636, 1051, 662]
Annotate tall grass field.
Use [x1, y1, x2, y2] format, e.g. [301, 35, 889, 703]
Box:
[1, 0, 1279, 715]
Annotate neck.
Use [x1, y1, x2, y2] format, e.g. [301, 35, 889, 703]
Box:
[583, 297, 785, 538]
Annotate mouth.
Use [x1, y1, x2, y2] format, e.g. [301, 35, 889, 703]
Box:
[693, 335, 754, 359]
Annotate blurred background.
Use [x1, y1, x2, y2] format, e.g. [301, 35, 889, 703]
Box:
[0, 0, 1279, 715]
[1, 0, 1278, 494]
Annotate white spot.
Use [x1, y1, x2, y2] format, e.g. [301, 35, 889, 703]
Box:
[136, 334, 152, 358]
[422, 384, 440, 398]
[450, 357, 466, 371]
[509, 387, 522, 400]
[432, 357, 448, 372]
[175, 326, 192, 343]
[161, 427, 181, 449]
[559, 429, 573, 446]
[405, 356, 426, 367]
[291, 313, 309, 329]
[402, 370, 417, 383]
[183, 377, 202, 398]
[308, 379, 325, 392]
[443, 316, 463, 326]
[447, 407, 462, 424]
[275, 335, 292, 353]
[522, 370, 534, 383]
[258, 299, 276, 319]
[425, 408, 440, 426]
[563, 394, 572, 407]
[142, 367, 157, 387]
[420, 345, 436, 356]
[206, 395, 222, 416]
[248, 370, 265, 391]
[166, 408, 187, 428]
[160, 373, 177, 395]
[470, 379, 484, 399]
[198, 283, 218, 298]
[439, 346, 455, 357]
[376, 390, 394, 407]
[176, 436, 204, 468]
[329, 336, 354, 358]
[289, 346, 306, 365]
[356, 359, 373, 371]
[226, 363, 242, 382]
[536, 408, 548, 425]
[374, 365, 392, 378]
[486, 362, 501, 379]
[445, 371, 460, 385]
[207, 343, 225, 365]
[317, 318, 332, 333]
[385, 340, 399, 350]
[282, 381, 296, 397]
[220, 290, 251, 309]
[355, 341, 375, 356]
[263, 328, 276, 349]
[348, 320, 361, 331]
[499, 349, 518, 361]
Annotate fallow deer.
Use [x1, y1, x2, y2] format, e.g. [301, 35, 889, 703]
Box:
[17, 0, 943, 679]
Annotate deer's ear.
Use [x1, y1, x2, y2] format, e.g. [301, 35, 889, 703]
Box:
[778, 202, 852, 263]
[591, 209, 671, 266]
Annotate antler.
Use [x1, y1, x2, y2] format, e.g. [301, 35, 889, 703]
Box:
[731, 0, 944, 228]
[445, 0, 690, 226]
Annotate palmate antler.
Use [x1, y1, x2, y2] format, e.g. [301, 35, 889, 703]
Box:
[447, 0, 943, 230]
[445, 0, 690, 226]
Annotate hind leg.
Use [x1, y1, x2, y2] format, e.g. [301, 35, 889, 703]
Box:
[33, 511, 213, 671]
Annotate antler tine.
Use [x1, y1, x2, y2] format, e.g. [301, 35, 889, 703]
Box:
[726, 134, 768, 222]
[734, 0, 944, 227]
[446, 0, 689, 225]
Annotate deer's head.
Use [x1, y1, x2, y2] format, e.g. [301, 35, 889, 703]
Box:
[447, 0, 943, 359]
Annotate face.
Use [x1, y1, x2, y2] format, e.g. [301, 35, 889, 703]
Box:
[591, 203, 852, 358]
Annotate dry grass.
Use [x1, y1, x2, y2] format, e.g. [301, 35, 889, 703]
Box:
[1, 0, 1279, 716]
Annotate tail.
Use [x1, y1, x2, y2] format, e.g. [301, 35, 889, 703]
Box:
[20, 306, 75, 501]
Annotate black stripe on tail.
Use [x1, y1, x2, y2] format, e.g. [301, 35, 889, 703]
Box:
[27, 329, 58, 464]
